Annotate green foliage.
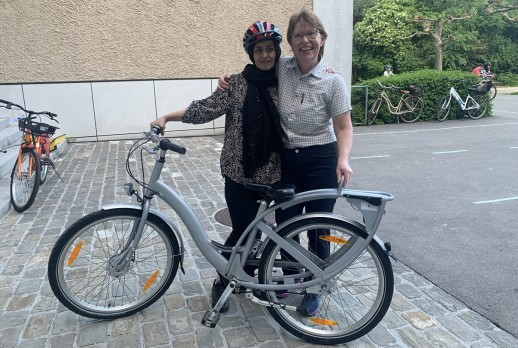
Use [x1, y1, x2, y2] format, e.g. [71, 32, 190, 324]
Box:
[352, 0, 518, 81]
[351, 70, 493, 125]
[496, 73, 518, 86]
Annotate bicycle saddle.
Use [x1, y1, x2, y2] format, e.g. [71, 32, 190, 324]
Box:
[245, 183, 295, 201]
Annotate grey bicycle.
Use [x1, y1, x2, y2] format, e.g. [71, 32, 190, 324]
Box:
[47, 126, 395, 345]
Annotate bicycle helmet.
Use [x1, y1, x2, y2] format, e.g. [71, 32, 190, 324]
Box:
[385, 65, 392, 70]
[243, 21, 282, 54]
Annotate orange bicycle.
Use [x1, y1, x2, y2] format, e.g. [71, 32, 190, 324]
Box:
[0, 98, 63, 212]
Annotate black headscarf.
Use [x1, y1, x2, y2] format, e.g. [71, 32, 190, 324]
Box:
[241, 43, 283, 178]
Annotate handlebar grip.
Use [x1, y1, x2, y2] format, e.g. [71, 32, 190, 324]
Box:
[159, 139, 186, 154]
[0, 98, 12, 104]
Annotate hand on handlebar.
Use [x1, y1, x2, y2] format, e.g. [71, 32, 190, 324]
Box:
[150, 117, 167, 135]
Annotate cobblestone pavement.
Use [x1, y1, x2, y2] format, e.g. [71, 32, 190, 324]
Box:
[1, 137, 517, 348]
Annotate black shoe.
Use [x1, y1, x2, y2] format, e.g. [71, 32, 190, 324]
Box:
[211, 280, 229, 313]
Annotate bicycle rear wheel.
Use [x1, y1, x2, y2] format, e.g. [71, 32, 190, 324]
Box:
[399, 96, 423, 123]
[489, 85, 497, 100]
[258, 216, 393, 345]
[367, 98, 381, 125]
[10, 148, 41, 212]
[436, 95, 451, 122]
[48, 208, 181, 319]
[467, 94, 488, 120]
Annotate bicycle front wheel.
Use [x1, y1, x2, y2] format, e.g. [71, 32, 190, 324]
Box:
[48, 208, 181, 319]
[258, 216, 394, 345]
[367, 98, 381, 125]
[10, 148, 41, 212]
[436, 95, 451, 122]
[467, 94, 488, 120]
[399, 96, 423, 123]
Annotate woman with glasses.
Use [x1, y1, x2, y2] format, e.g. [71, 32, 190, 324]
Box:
[151, 21, 284, 314]
[275, 8, 353, 317]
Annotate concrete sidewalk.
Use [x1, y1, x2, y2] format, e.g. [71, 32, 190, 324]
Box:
[0, 137, 517, 347]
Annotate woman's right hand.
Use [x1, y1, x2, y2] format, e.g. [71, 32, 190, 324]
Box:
[150, 117, 167, 135]
[217, 73, 232, 91]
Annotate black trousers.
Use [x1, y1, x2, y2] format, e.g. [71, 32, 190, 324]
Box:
[276, 142, 338, 264]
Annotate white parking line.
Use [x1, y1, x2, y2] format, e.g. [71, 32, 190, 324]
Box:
[511, 147, 518, 149]
[432, 150, 468, 154]
[355, 122, 518, 136]
[473, 197, 518, 204]
[351, 155, 391, 160]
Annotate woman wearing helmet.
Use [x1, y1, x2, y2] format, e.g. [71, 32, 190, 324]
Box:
[151, 21, 283, 313]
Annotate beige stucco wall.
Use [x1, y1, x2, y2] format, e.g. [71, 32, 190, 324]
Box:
[0, 0, 312, 84]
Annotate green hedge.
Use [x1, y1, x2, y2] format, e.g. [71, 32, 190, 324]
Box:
[352, 69, 493, 125]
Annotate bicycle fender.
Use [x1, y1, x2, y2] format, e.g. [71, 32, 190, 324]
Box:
[101, 202, 185, 273]
[275, 212, 388, 251]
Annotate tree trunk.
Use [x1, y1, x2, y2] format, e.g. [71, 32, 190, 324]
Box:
[433, 21, 444, 71]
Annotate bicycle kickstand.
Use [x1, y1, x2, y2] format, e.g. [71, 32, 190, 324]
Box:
[48, 159, 64, 182]
[201, 280, 236, 328]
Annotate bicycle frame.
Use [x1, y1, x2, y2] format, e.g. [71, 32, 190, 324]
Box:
[105, 142, 394, 292]
[447, 86, 479, 111]
[378, 91, 408, 115]
[17, 130, 50, 176]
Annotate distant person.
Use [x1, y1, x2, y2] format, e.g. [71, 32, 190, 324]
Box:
[472, 64, 483, 76]
[482, 62, 494, 79]
[383, 65, 394, 77]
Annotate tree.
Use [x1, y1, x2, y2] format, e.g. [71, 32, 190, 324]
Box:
[484, 0, 518, 22]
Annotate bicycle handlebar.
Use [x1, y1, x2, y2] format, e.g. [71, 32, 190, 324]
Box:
[376, 80, 401, 91]
[147, 126, 186, 155]
[0, 98, 58, 122]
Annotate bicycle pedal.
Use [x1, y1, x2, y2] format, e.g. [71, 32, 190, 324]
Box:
[201, 311, 220, 328]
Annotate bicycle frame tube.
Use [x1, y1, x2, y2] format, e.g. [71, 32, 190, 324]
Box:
[450, 87, 466, 109]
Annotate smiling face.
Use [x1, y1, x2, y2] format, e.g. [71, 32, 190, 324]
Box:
[289, 22, 325, 67]
[252, 40, 277, 71]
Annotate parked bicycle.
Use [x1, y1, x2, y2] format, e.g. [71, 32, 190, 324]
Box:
[367, 80, 424, 125]
[0, 98, 63, 212]
[476, 77, 497, 100]
[436, 80, 488, 122]
[48, 126, 396, 345]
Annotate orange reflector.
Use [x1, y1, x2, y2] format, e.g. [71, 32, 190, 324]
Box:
[68, 240, 84, 266]
[143, 270, 159, 291]
[319, 235, 349, 245]
[309, 317, 338, 326]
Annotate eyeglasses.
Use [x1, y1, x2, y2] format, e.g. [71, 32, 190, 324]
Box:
[291, 29, 319, 42]
[253, 46, 276, 55]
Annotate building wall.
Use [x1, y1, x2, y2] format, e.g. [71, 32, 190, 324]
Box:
[0, 1, 353, 141]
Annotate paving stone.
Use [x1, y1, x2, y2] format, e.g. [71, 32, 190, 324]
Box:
[22, 313, 53, 339]
[142, 321, 169, 346]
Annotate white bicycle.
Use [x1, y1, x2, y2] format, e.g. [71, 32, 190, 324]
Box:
[47, 126, 396, 345]
[436, 80, 488, 121]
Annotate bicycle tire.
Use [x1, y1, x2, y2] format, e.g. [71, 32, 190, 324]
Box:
[467, 94, 488, 120]
[40, 147, 49, 184]
[367, 98, 381, 125]
[257, 216, 393, 345]
[489, 85, 497, 100]
[10, 148, 41, 212]
[399, 96, 423, 123]
[48, 208, 181, 319]
[436, 95, 451, 122]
